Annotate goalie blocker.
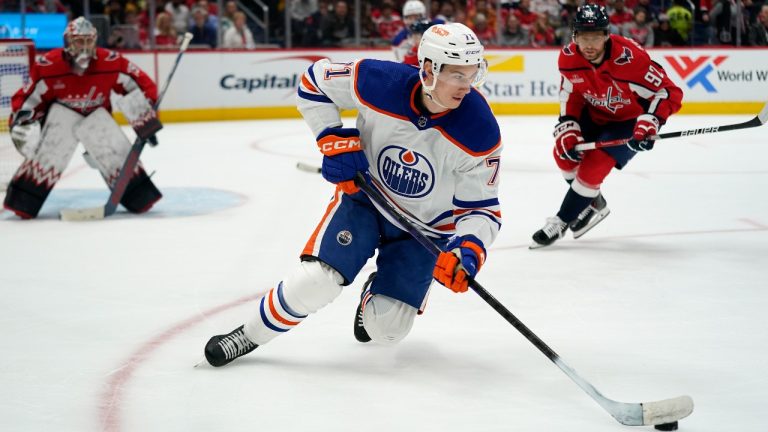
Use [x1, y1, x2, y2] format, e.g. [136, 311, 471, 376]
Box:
[3, 104, 161, 219]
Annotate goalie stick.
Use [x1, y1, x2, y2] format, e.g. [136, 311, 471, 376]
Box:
[59, 33, 193, 221]
[575, 100, 768, 151]
[353, 172, 693, 427]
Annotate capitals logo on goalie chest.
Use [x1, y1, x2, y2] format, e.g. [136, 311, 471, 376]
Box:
[377, 146, 435, 198]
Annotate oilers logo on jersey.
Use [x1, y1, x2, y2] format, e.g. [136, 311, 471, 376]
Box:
[377, 145, 434, 198]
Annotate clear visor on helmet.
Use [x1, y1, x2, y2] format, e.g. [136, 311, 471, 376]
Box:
[435, 59, 488, 88]
[66, 34, 97, 58]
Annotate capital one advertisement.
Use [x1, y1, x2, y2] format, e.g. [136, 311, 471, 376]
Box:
[123, 48, 768, 120]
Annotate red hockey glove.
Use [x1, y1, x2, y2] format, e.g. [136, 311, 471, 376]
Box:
[627, 114, 659, 152]
[553, 120, 584, 162]
[317, 127, 369, 194]
[433, 235, 486, 293]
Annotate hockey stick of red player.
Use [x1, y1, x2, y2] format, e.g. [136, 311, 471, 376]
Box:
[575, 101, 768, 151]
[353, 172, 693, 428]
[59, 33, 194, 221]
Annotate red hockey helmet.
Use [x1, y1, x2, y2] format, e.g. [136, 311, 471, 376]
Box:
[64, 17, 97, 68]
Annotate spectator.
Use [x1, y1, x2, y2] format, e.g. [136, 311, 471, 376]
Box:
[289, 0, 319, 46]
[166, 0, 191, 35]
[470, 12, 496, 44]
[220, 0, 239, 34]
[106, 0, 126, 26]
[623, 8, 654, 46]
[749, 4, 768, 45]
[635, 0, 662, 22]
[189, 6, 217, 47]
[30, 0, 67, 13]
[710, 0, 750, 44]
[435, 1, 456, 23]
[302, 0, 330, 46]
[515, 0, 539, 28]
[197, 0, 219, 28]
[222, 11, 255, 49]
[376, 1, 404, 41]
[667, 0, 694, 42]
[530, 12, 556, 46]
[500, 12, 531, 46]
[532, 0, 564, 26]
[154, 11, 179, 48]
[320, 1, 355, 46]
[467, 0, 498, 34]
[107, 6, 147, 49]
[609, 0, 635, 32]
[654, 13, 687, 45]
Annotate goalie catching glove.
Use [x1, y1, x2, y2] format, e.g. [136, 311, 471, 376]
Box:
[316, 127, 368, 194]
[433, 235, 486, 293]
[9, 111, 42, 158]
[627, 114, 659, 152]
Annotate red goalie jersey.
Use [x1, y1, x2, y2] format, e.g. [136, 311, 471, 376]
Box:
[11, 47, 158, 124]
[558, 34, 683, 125]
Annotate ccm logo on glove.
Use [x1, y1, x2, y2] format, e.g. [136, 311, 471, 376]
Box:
[317, 135, 361, 156]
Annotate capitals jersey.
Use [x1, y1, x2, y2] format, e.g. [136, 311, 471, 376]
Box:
[10, 48, 158, 126]
[558, 34, 683, 125]
[297, 59, 502, 248]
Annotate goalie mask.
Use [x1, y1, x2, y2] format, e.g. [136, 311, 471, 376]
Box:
[64, 17, 98, 70]
[417, 23, 488, 93]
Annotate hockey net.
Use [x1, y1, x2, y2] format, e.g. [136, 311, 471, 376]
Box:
[0, 39, 35, 192]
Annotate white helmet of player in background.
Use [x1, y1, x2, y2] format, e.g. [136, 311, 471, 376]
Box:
[417, 23, 488, 92]
[402, 0, 427, 19]
[64, 17, 98, 70]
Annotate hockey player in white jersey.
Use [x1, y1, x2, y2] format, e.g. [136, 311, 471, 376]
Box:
[204, 23, 502, 367]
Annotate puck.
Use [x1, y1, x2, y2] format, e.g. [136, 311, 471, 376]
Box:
[654, 421, 678, 431]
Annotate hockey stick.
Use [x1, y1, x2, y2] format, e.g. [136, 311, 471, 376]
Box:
[296, 162, 321, 173]
[59, 33, 193, 221]
[353, 172, 693, 427]
[575, 100, 768, 151]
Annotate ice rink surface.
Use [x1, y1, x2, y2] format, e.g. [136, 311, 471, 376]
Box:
[1, 115, 766, 432]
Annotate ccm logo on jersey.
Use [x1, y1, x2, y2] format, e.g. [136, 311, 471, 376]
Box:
[377, 146, 435, 198]
[317, 136, 361, 155]
[681, 127, 719, 136]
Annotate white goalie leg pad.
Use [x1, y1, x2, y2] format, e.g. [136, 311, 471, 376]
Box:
[244, 260, 343, 345]
[16, 103, 82, 181]
[74, 107, 132, 183]
[363, 294, 417, 344]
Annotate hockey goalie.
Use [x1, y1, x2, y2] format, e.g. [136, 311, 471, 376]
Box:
[3, 16, 163, 219]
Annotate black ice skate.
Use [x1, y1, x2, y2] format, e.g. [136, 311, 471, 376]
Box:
[569, 194, 610, 239]
[204, 325, 258, 367]
[530, 216, 568, 249]
[353, 272, 376, 343]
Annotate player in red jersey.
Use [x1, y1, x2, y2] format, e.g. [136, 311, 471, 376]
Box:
[4, 17, 162, 219]
[530, 4, 683, 248]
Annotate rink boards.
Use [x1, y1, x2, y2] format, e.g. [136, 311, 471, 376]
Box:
[116, 47, 768, 122]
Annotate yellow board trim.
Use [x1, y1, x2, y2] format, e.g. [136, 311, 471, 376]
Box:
[114, 102, 766, 124]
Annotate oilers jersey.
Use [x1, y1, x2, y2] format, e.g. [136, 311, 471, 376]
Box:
[297, 58, 502, 249]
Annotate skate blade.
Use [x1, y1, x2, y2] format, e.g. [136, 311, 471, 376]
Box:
[194, 357, 208, 368]
[573, 208, 611, 239]
[529, 241, 552, 250]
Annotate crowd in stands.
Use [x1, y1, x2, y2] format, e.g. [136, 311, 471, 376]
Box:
[2, 0, 767, 48]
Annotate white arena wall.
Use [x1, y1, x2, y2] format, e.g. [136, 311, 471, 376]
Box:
[121, 48, 768, 123]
